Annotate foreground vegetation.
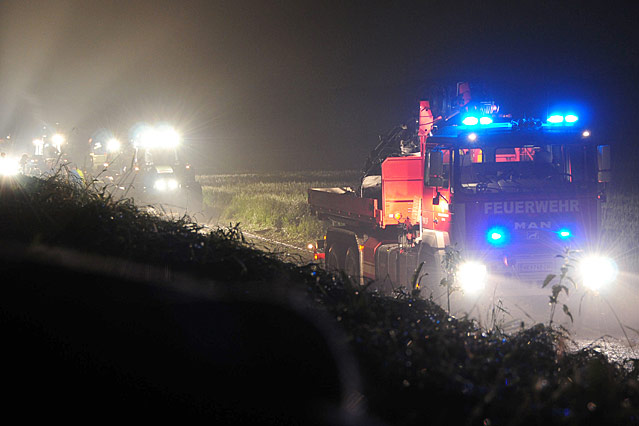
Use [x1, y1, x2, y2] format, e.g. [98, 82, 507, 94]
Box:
[2, 173, 639, 425]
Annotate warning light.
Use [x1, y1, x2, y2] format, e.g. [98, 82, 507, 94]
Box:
[479, 117, 493, 125]
[564, 114, 579, 123]
[558, 228, 572, 239]
[486, 226, 509, 246]
[547, 115, 564, 124]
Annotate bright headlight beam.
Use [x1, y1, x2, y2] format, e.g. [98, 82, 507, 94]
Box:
[0, 157, 20, 176]
[457, 261, 487, 294]
[157, 127, 180, 148]
[154, 178, 179, 191]
[154, 179, 167, 191]
[138, 125, 180, 149]
[52, 133, 65, 145]
[106, 138, 121, 153]
[167, 179, 179, 190]
[579, 256, 618, 291]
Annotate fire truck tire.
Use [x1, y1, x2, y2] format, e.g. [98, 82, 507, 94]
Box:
[325, 245, 341, 273]
[344, 246, 360, 284]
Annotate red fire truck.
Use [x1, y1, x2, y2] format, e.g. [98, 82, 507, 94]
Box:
[309, 83, 615, 316]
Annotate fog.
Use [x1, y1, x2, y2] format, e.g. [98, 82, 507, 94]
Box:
[0, 1, 637, 173]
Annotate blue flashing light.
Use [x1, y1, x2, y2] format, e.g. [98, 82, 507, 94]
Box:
[486, 226, 509, 246]
[479, 117, 493, 125]
[463, 116, 479, 126]
[564, 114, 579, 123]
[547, 115, 564, 124]
[557, 228, 572, 239]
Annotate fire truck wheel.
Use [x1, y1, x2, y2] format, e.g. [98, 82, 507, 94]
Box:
[325, 245, 340, 273]
[344, 246, 360, 284]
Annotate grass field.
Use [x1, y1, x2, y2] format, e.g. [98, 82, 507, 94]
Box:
[198, 170, 360, 246]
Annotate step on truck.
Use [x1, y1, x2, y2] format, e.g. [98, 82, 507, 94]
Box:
[309, 82, 615, 318]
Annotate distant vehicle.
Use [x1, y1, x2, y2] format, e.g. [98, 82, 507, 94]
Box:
[126, 124, 203, 214]
[309, 82, 614, 315]
[88, 137, 129, 180]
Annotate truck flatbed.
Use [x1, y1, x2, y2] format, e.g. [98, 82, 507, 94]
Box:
[308, 187, 380, 226]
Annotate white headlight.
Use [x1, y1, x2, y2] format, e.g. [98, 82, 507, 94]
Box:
[154, 178, 179, 191]
[52, 133, 65, 146]
[106, 138, 121, 153]
[457, 261, 487, 294]
[157, 126, 180, 148]
[0, 157, 20, 176]
[579, 256, 618, 291]
[138, 125, 180, 149]
[154, 179, 167, 191]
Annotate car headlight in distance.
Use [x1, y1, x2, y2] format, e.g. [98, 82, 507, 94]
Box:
[579, 255, 618, 291]
[154, 179, 167, 191]
[106, 138, 121, 153]
[153, 178, 179, 191]
[167, 178, 179, 190]
[457, 261, 488, 294]
[0, 158, 20, 176]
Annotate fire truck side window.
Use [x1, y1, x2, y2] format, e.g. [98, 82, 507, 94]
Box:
[441, 149, 451, 188]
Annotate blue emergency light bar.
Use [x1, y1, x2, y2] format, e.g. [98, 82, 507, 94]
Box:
[547, 114, 579, 125]
[462, 115, 494, 126]
[432, 116, 589, 143]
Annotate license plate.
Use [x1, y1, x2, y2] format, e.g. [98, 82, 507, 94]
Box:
[517, 262, 554, 273]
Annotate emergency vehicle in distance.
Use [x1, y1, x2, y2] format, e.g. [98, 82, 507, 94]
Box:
[308, 82, 615, 316]
[127, 123, 203, 213]
[88, 123, 203, 214]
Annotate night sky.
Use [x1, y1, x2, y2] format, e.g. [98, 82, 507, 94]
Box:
[0, 1, 637, 173]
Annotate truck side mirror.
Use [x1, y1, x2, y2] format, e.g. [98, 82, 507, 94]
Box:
[425, 150, 444, 187]
[597, 145, 611, 183]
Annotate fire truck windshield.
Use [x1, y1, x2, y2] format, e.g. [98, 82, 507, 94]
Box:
[456, 143, 595, 194]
